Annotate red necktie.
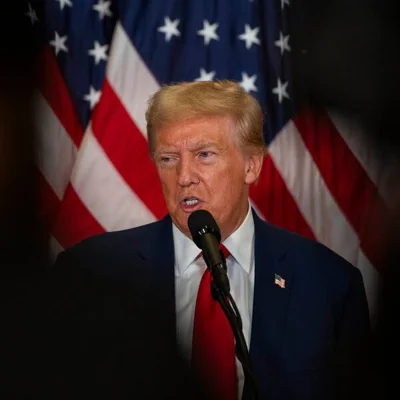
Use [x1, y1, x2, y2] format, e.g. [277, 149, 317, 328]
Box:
[192, 244, 237, 400]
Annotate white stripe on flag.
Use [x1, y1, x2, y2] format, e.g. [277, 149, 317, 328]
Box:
[71, 124, 156, 231]
[107, 22, 160, 138]
[35, 91, 78, 199]
[49, 235, 64, 263]
[269, 120, 380, 317]
[328, 109, 398, 208]
[249, 199, 266, 221]
[356, 250, 381, 325]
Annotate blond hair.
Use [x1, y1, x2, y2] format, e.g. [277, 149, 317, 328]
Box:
[145, 80, 266, 155]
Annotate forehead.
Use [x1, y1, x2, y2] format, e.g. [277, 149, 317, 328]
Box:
[154, 115, 235, 150]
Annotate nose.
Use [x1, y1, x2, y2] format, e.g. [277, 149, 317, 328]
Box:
[177, 156, 198, 187]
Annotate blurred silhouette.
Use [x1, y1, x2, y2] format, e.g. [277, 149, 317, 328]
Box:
[0, 4, 203, 399]
[290, 1, 400, 399]
[0, 3, 49, 397]
[1, 1, 399, 398]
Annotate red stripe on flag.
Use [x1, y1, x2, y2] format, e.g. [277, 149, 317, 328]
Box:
[38, 46, 84, 148]
[52, 184, 106, 249]
[294, 107, 387, 269]
[91, 79, 168, 220]
[250, 155, 316, 240]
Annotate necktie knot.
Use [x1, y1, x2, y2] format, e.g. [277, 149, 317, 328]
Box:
[219, 244, 230, 259]
[199, 244, 230, 260]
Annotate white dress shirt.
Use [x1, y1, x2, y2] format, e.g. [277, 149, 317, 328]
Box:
[173, 204, 255, 399]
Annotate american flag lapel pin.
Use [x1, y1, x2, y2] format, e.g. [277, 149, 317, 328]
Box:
[274, 273, 285, 288]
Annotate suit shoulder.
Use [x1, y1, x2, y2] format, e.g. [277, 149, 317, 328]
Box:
[255, 218, 369, 328]
[54, 218, 166, 265]
[259, 220, 361, 282]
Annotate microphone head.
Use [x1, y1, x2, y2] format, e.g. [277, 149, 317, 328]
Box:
[188, 209, 221, 249]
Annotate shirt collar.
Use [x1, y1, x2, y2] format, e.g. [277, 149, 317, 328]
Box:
[222, 203, 254, 274]
[173, 202, 255, 276]
[173, 223, 202, 277]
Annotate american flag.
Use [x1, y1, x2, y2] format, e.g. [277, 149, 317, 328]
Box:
[26, 0, 389, 319]
[274, 273, 285, 289]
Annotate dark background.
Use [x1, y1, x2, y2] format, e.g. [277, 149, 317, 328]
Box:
[1, 1, 399, 398]
[290, 1, 400, 397]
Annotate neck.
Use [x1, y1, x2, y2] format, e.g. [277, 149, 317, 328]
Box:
[220, 201, 250, 242]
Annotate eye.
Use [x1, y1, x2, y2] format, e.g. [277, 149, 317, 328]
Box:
[198, 151, 214, 158]
[157, 155, 177, 166]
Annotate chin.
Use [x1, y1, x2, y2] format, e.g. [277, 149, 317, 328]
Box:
[171, 213, 190, 234]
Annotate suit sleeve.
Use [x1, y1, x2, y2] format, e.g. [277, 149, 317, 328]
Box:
[335, 267, 376, 400]
[42, 245, 206, 399]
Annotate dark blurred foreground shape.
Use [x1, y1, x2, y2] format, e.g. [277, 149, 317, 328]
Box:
[0, 4, 204, 399]
[1, 1, 399, 399]
[0, 3, 50, 395]
[290, 1, 400, 399]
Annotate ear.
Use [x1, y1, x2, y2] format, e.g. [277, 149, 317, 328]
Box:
[244, 150, 265, 184]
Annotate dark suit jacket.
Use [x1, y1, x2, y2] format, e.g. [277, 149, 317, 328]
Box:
[45, 210, 372, 399]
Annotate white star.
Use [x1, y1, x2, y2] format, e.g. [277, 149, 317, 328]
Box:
[238, 24, 260, 49]
[240, 72, 258, 93]
[88, 41, 108, 65]
[272, 78, 290, 103]
[281, 0, 290, 9]
[197, 20, 219, 46]
[49, 32, 68, 56]
[195, 68, 216, 82]
[84, 86, 102, 110]
[92, 0, 112, 20]
[158, 17, 180, 42]
[25, 3, 39, 25]
[274, 32, 291, 55]
[55, 0, 72, 11]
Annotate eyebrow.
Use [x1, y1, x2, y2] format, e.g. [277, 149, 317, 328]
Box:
[154, 148, 179, 155]
[155, 141, 223, 154]
[188, 141, 222, 152]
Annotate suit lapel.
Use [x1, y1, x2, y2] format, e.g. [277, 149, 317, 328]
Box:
[136, 215, 177, 344]
[138, 214, 175, 274]
[245, 211, 295, 398]
[134, 211, 295, 397]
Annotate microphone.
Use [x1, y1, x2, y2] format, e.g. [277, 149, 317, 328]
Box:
[188, 209, 230, 296]
[188, 209, 259, 399]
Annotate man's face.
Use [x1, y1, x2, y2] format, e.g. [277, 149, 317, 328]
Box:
[153, 115, 263, 240]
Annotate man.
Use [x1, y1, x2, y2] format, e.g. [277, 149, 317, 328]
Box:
[50, 80, 372, 399]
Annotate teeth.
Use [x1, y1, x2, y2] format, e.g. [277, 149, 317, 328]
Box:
[184, 198, 198, 205]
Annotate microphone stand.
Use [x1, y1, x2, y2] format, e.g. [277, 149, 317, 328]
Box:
[209, 266, 259, 400]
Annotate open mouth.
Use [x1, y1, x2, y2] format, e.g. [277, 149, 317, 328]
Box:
[180, 197, 202, 211]
[183, 197, 199, 206]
